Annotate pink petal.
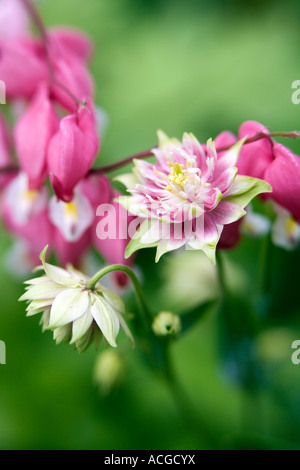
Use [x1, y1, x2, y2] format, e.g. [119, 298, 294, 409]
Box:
[209, 200, 245, 226]
[215, 131, 237, 158]
[237, 120, 273, 179]
[53, 227, 92, 268]
[14, 85, 59, 190]
[48, 27, 93, 63]
[47, 103, 100, 202]
[0, 0, 29, 40]
[0, 113, 11, 167]
[94, 193, 136, 266]
[217, 220, 242, 250]
[49, 55, 94, 112]
[264, 143, 300, 223]
[0, 38, 47, 99]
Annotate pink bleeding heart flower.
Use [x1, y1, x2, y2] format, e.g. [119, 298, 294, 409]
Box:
[52, 226, 92, 268]
[1, 187, 53, 267]
[94, 191, 137, 287]
[0, 113, 11, 167]
[237, 121, 274, 179]
[0, 37, 48, 99]
[14, 85, 59, 190]
[47, 34, 94, 112]
[1, 172, 48, 227]
[117, 131, 271, 263]
[49, 185, 95, 243]
[0, 113, 15, 189]
[264, 143, 300, 224]
[47, 101, 100, 202]
[217, 220, 242, 250]
[0, 0, 29, 40]
[48, 27, 93, 63]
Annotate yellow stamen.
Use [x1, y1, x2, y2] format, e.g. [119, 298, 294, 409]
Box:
[167, 162, 187, 191]
[65, 201, 78, 219]
[285, 216, 297, 236]
[23, 189, 38, 202]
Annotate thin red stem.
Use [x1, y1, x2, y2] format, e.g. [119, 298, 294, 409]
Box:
[21, 0, 84, 107]
[1, 131, 298, 177]
[90, 131, 300, 174]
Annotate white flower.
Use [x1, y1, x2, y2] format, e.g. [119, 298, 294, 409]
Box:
[19, 246, 134, 352]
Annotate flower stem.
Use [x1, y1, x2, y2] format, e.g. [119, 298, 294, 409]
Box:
[21, 0, 85, 108]
[88, 264, 153, 324]
[90, 130, 300, 174]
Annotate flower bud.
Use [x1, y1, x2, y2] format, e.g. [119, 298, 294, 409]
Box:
[47, 102, 99, 202]
[93, 350, 126, 394]
[14, 85, 59, 190]
[152, 311, 181, 337]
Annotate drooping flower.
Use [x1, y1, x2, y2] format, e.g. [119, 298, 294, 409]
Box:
[0, 37, 48, 99]
[271, 204, 300, 250]
[19, 246, 133, 352]
[94, 191, 137, 288]
[14, 85, 59, 190]
[47, 101, 100, 202]
[264, 143, 300, 224]
[117, 131, 271, 263]
[48, 27, 93, 63]
[49, 185, 94, 242]
[1, 172, 48, 226]
[0, 0, 29, 40]
[237, 121, 274, 180]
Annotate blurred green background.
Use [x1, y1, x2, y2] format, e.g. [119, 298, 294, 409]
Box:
[1, 0, 300, 450]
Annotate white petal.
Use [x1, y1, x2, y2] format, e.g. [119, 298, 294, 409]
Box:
[49, 289, 90, 328]
[39, 246, 79, 287]
[99, 285, 126, 314]
[53, 325, 72, 344]
[91, 295, 120, 347]
[49, 187, 94, 242]
[71, 306, 94, 344]
[2, 172, 48, 225]
[26, 298, 54, 314]
[19, 280, 66, 301]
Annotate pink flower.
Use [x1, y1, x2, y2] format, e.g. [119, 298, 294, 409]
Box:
[0, 0, 29, 40]
[0, 113, 11, 168]
[48, 27, 93, 63]
[1, 172, 48, 226]
[47, 33, 94, 112]
[0, 114, 14, 189]
[47, 102, 100, 202]
[264, 143, 300, 224]
[237, 121, 273, 179]
[117, 131, 271, 263]
[94, 191, 136, 287]
[13, 85, 59, 190]
[236, 120, 300, 223]
[0, 37, 47, 99]
[52, 227, 92, 268]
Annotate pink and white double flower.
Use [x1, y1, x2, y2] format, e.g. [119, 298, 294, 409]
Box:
[117, 131, 271, 263]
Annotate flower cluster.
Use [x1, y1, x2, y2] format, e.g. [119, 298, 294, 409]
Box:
[0, 0, 133, 284]
[216, 121, 300, 250]
[5, 1, 300, 363]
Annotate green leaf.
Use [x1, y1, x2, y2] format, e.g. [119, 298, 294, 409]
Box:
[224, 175, 272, 208]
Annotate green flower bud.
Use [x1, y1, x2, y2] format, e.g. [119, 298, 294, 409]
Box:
[93, 349, 126, 394]
[152, 311, 181, 337]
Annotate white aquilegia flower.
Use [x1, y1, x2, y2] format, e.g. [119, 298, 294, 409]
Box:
[19, 246, 134, 352]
